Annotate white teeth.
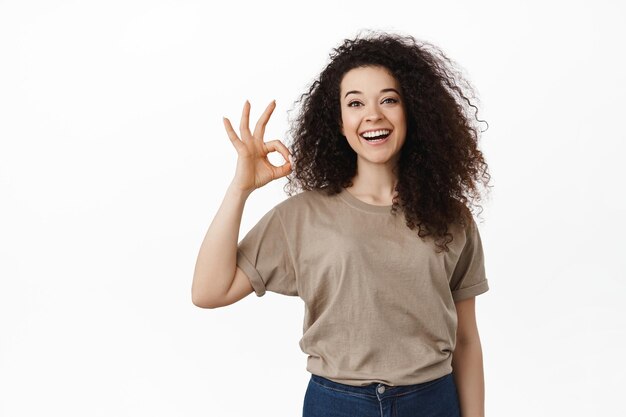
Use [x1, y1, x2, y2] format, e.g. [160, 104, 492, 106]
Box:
[361, 129, 391, 138]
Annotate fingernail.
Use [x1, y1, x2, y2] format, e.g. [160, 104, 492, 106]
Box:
[288, 154, 294, 166]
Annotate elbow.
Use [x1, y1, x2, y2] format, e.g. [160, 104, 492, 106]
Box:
[191, 288, 221, 309]
[192, 296, 212, 309]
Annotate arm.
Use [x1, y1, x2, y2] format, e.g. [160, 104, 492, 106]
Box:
[451, 297, 485, 417]
[191, 183, 252, 308]
[191, 100, 292, 308]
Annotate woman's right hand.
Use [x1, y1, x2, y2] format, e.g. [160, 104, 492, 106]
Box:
[223, 100, 293, 194]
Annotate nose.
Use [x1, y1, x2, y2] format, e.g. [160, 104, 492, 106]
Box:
[365, 106, 384, 122]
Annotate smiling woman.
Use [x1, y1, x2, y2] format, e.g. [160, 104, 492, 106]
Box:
[193, 29, 492, 417]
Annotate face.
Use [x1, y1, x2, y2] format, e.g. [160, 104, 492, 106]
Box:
[339, 65, 407, 167]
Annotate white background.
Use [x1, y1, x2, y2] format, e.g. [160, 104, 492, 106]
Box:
[1, 0, 625, 416]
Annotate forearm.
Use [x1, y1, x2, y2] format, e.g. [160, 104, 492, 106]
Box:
[451, 339, 485, 417]
[191, 182, 252, 306]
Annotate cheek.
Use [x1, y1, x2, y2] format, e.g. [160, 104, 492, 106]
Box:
[393, 109, 406, 123]
[342, 114, 360, 133]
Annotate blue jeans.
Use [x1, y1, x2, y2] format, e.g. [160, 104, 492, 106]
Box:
[303, 372, 461, 417]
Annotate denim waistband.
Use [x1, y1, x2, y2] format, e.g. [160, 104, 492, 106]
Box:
[309, 373, 452, 400]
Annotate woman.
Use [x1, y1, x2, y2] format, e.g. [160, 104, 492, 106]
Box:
[192, 30, 492, 417]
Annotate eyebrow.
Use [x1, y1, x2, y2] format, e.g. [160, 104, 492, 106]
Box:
[344, 88, 400, 99]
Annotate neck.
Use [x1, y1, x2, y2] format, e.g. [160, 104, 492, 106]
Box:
[346, 158, 398, 203]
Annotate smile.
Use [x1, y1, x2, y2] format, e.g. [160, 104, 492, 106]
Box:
[359, 129, 392, 146]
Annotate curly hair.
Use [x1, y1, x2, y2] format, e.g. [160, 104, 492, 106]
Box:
[283, 30, 492, 253]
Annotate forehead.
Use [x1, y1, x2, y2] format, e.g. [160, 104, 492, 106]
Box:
[339, 66, 400, 92]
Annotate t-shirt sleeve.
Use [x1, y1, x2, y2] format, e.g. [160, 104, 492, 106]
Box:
[236, 206, 298, 297]
[449, 219, 489, 302]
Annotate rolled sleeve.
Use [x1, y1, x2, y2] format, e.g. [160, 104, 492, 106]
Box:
[236, 249, 267, 297]
[450, 219, 490, 302]
[236, 207, 298, 297]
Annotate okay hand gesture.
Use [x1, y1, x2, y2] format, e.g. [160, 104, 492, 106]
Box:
[223, 100, 293, 194]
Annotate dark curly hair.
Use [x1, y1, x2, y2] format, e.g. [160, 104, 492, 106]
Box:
[283, 30, 492, 253]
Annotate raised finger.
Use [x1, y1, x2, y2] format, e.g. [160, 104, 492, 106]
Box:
[239, 100, 252, 140]
[223, 117, 244, 151]
[253, 100, 276, 140]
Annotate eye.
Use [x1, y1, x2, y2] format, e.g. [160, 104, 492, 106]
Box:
[347, 98, 398, 107]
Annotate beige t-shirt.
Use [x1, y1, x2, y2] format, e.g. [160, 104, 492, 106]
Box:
[236, 187, 489, 387]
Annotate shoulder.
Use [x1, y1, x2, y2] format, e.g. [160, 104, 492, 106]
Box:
[441, 214, 481, 261]
[271, 188, 340, 229]
[453, 212, 481, 242]
[273, 188, 332, 213]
